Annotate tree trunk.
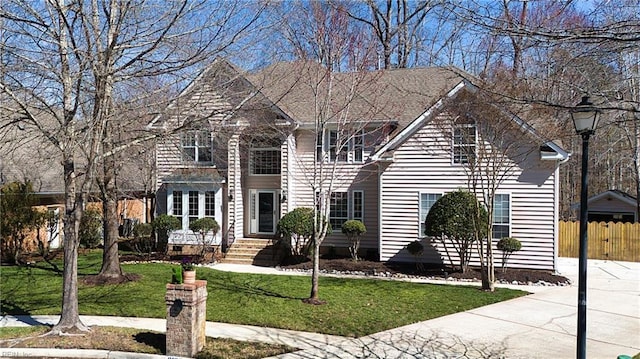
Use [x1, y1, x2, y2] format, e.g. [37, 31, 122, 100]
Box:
[483, 236, 496, 292]
[303, 231, 325, 305]
[53, 158, 89, 333]
[98, 174, 123, 279]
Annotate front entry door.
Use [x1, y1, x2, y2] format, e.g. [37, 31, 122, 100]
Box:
[250, 190, 278, 235]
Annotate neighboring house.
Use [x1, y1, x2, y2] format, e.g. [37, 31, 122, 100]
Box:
[150, 58, 568, 271]
[0, 124, 150, 252]
[571, 189, 638, 223]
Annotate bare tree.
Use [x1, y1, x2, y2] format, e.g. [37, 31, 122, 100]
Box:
[0, 0, 264, 333]
[343, 0, 441, 69]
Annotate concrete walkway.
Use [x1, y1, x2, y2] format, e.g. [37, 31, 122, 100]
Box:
[265, 258, 640, 359]
[1, 258, 638, 358]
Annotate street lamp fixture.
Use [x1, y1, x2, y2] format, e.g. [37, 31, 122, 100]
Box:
[570, 95, 600, 359]
[571, 96, 600, 135]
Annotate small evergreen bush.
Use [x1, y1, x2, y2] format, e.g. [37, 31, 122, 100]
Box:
[497, 237, 522, 272]
[79, 208, 103, 249]
[341, 220, 366, 261]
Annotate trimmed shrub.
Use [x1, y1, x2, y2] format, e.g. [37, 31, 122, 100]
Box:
[342, 220, 366, 261]
[189, 217, 220, 260]
[152, 214, 181, 254]
[424, 189, 488, 272]
[79, 208, 103, 249]
[406, 240, 424, 270]
[277, 207, 315, 258]
[129, 222, 154, 255]
[497, 237, 522, 272]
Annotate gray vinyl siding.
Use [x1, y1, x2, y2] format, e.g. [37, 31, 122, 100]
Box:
[289, 129, 380, 251]
[379, 119, 559, 270]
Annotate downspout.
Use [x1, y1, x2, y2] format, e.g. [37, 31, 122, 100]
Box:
[377, 162, 383, 261]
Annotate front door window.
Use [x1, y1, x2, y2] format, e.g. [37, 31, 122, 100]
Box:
[250, 190, 278, 234]
[258, 192, 275, 233]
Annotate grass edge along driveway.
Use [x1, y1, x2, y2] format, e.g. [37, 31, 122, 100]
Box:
[0, 253, 526, 337]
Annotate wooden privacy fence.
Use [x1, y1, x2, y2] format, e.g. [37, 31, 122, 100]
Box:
[559, 221, 640, 262]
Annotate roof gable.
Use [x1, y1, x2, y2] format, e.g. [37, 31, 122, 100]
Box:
[370, 79, 569, 162]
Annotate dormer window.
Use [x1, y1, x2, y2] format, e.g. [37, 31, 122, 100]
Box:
[181, 130, 212, 163]
[452, 124, 476, 164]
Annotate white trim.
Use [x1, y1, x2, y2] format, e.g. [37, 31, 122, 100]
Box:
[492, 193, 511, 239]
[248, 189, 279, 235]
[166, 185, 223, 245]
[451, 123, 477, 165]
[419, 192, 443, 238]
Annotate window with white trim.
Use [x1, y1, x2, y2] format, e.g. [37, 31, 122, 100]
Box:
[420, 193, 442, 237]
[317, 129, 365, 163]
[329, 190, 364, 229]
[352, 191, 364, 222]
[172, 190, 183, 223]
[492, 194, 510, 239]
[169, 188, 221, 231]
[188, 191, 198, 226]
[452, 124, 476, 164]
[249, 139, 281, 175]
[181, 130, 212, 163]
[204, 191, 215, 217]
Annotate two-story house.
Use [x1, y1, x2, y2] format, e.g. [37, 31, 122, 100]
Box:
[149, 58, 569, 271]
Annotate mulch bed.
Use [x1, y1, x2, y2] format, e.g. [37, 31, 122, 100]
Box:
[280, 257, 571, 286]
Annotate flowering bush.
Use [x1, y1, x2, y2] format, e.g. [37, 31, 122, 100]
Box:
[181, 257, 195, 271]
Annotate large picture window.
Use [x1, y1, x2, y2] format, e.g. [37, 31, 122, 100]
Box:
[329, 190, 364, 229]
[492, 194, 510, 239]
[181, 130, 212, 163]
[420, 193, 442, 237]
[249, 139, 281, 175]
[169, 188, 220, 231]
[452, 124, 476, 164]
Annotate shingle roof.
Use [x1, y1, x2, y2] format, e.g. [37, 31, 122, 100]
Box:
[246, 61, 465, 127]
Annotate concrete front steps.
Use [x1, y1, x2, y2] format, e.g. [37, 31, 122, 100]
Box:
[222, 238, 280, 266]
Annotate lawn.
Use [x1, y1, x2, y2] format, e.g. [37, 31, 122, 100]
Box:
[0, 251, 526, 337]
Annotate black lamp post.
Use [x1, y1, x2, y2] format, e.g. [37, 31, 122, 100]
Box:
[570, 95, 600, 359]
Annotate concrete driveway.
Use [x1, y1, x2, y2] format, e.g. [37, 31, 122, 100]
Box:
[272, 258, 640, 358]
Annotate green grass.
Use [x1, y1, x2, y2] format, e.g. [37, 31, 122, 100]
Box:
[0, 251, 526, 337]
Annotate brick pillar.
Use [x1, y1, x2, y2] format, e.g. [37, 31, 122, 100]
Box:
[165, 280, 207, 357]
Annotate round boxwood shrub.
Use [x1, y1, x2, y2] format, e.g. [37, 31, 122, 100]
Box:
[497, 237, 522, 272]
[152, 214, 181, 254]
[189, 217, 220, 259]
[152, 214, 181, 234]
[342, 219, 366, 261]
[277, 207, 315, 258]
[424, 189, 488, 273]
[406, 240, 424, 271]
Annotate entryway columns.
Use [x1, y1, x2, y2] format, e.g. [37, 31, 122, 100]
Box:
[227, 133, 243, 242]
[165, 280, 208, 357]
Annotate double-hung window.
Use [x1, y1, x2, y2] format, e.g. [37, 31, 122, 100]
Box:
[419, 193, 442, 237]
[452, 124, 476, 164]
[318, 129, 365, 163]
[181, 130, 212, 163]
[492, 194, 510, 238]
[329, 190, 364, 229]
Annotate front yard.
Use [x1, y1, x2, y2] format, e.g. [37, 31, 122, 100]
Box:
[0, 251, 526, 337]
